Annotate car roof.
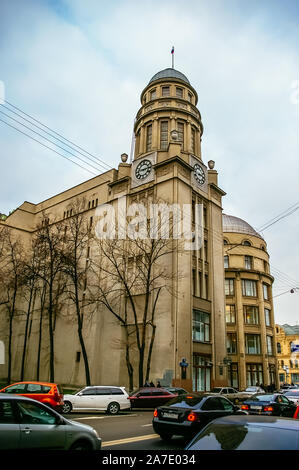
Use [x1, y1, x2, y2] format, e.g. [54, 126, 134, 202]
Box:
[2, 381, 57, 387]
[83, 385, 125, 389]
[206, 415, 299, 430]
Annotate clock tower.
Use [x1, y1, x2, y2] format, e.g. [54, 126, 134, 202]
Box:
[128, 67, 228, 390]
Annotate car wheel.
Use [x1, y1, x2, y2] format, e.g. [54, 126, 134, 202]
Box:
[62, 401, 72, 414]
[107, 402, 120, 415]
[159, 433, 173, 441]
[70, 440, 92, 451]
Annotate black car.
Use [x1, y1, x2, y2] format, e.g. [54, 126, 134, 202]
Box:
[152, 393, 247, 440]
[185, 415, 299, 450]
[241, 393, 297, 417]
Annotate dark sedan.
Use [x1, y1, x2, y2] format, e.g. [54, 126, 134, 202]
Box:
[185, 415, 299, 450]
[241, 393, 297, 417]
[152, 393, 247, 440]
[128, 388, 177, 409]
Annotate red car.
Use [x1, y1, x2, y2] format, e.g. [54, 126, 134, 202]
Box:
[0, 381, 64, 412]
[128, 387, 177, 409]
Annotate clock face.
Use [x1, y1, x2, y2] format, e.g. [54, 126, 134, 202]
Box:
[193, 163, 205, 185]
[135, 159, 152, 180]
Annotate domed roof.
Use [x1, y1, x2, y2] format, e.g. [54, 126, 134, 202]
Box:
[149, 68, 190, 85]
[223, 214, 263, 239]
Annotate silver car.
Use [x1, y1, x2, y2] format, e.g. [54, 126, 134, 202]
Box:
[0, 395, 101, 450]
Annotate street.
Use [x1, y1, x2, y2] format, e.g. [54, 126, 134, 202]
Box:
[63, 409, 189, 450]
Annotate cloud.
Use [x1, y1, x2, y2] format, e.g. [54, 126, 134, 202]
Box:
[0, 0, 298, 323]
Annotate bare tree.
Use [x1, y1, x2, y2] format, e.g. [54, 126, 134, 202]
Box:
[0, 229, 25, 383]
[60, 199, 93, 386]
[91, 208, 178, 388]
[31, 216, 66, 382]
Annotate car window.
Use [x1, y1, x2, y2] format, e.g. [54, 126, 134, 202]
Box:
[110, 388, 124, 395]
[188, 424, 299, 450]
[279, 396, 291, 404]
[219, 397, 234, 411]
[152, 391, 167, 396]
[286, 391, 299, 397]
[95, 388, 112, 395]
[0, 401, 16, 423]
[211, 388, 222, 393]
[42, 386, 51, 393]
[26, 384, 43, 393]
[3, 384, 26, 394]
[166, 395, 205, 408]
[81, 388, 97, 396]
[17, 401, 57, 425]
[137, 391, 152, 397]
[228, 388, 236, 394]
[250, 394, 273, 402]
[202, 397, 223, 411]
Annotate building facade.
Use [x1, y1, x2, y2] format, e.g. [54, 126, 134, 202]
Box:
[0, 68, 228, 391]
[276, 324, 299, 385]
[223, 214, 278, 390]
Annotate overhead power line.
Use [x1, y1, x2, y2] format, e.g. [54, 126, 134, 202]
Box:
[2, 99, 113, 171]
[0, 117, 97, 176]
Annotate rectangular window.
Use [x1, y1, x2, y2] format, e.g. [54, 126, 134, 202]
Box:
[192, 310, 210, 343]
[244, 305, 259, 325]
[244, 255, 253, 270]
[176, 87, 183, 98]
[225, 305, 236, 324]
[242, 279, 257, 297]
[146, 124, 152, 152]
[150, 89, 156, 100]
[224, 255, 229, 268]
[177, 122, 184, 143]
[245, 334, 261, 355]
[267, 336, 273, 355]
[162, 86, 170, 97]
[263, 283, 269, 300]
[225, 279, 234, 296]
[160, 121, 168, 150]
[246, 363, 263, 386]
[265, 308, 271, 326]
[193, 355, 211, 392]
[227, 333, 237, 354]
[188, 92, 192, 102]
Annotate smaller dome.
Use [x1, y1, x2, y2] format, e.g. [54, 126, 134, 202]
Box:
[223, 214, 263, 239]
[149, 68, 190, 85]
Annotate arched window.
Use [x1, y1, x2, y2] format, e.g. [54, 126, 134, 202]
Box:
[243, 240, 251, 246]
[277, 342, 281, 354]
[223, 239, 228, 245]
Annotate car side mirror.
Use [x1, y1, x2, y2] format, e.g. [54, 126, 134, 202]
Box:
[78, 392, 82, 396]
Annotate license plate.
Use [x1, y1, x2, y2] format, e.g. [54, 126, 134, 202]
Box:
[162, 412, 178, 419]
[251, 406, 262, 410]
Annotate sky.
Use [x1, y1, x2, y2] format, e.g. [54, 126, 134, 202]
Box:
[0, 0, 299, 324]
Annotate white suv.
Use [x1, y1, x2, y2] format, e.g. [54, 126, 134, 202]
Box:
[62, 386, 130, 414]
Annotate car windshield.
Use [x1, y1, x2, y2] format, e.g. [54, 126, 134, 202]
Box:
[245, 387, 257, 392]
[211, 388, 222, 393]
[249, 394, 274, 402]
[164, 394, 205, 408]
[188, 423, 298, 450]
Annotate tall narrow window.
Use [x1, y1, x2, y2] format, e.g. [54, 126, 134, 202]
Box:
[244, 305, 259, 325]
[191, 127, 195, 153]
[176, 87, 183, 98]
[225, 305, 236, 324]
[242, 279, 257, 297]
[146, 124, 152, 152]
[162, 86, 170, 97]
[150, 89, 156, 100]
[244, 255, 253, 270]
[225, 279, 235, 296]
[177, 122, 184, 144]
[264, 308, 271, 326]
[267, 336, 273, 355]
[227, 333, 237, 354]
[224, 255, 229, 268]
[160, 121, 168, 150]
[263, 283, 269, 300]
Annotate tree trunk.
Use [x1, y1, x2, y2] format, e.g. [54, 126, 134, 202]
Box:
[20, 285, 34, 381]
